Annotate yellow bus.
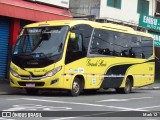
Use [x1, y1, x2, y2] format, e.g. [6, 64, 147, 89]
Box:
[10, 20, 155, 96]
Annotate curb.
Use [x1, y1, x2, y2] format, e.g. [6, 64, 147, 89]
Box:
[139, 87, 160, 90]
[134, 86, 160, 90]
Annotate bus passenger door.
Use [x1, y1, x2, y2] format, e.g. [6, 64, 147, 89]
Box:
[65, 33, 84, 64]
[64, 32, 86, 89]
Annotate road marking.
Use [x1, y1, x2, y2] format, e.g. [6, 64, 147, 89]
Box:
[97, 97, 152, 102]
[7, 98, 147, 111]
[137, 105, 160, 110]
[3, 104, 72, 111]
[7, 98, 104, 107]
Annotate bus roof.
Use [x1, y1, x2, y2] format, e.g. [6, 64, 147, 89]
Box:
[25, 20, 153, 38]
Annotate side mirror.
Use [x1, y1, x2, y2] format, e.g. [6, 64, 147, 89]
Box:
[70, 32, 76, 39]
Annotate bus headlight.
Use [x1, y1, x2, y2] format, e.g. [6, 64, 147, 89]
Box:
[10, 69, 20, 78]
[45, 66, 62, 77]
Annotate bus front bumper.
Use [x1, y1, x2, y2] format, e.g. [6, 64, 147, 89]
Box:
[9, 73, 70, 90]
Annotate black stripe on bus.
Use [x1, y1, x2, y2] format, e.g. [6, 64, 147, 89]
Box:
[100, 59, 155, 89]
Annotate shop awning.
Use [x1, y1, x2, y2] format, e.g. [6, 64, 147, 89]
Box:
[0, 0, 72, 21]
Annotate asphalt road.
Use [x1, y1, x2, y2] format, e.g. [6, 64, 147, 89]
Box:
[0, 89, 160, 120]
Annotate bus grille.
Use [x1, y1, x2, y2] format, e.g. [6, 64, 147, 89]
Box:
[18, 82, 45, 87]
[19, 75, 46, 80]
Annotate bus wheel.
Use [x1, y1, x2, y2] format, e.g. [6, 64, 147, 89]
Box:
[70, 77, 81, 96]
[25, 89, 39, 95]
[116, 78, 132, 94]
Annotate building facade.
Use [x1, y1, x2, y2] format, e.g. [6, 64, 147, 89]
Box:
[70, 0, 156, 24]
[0, 0, 72, 80]
[70, 0, 100, 17]
[100, 0, 156, 24]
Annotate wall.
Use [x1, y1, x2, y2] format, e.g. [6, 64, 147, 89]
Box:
[100, 0, 156, 25]
[26, 0, 70, 8]
[70, 0, 100, 17]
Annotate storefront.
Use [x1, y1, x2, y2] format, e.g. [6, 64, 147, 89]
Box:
[139, 15, 160, 79]
[0, 0, 72, 80]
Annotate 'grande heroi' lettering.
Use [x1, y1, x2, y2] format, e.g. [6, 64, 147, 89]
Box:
[87, 59, 107, 67]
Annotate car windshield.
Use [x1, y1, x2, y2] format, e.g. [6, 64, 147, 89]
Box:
[13, 26, 69, 58]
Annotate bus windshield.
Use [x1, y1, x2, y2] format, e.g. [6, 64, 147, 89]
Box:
[14, 26, 69, 58]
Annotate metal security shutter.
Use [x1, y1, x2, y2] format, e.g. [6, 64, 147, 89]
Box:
[0, 17, 10, 79]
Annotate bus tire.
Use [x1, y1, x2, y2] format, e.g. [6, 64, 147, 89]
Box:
[69, 77, 81, 96]
[116, 78, 132, 94]
[25, 89, 39, 95]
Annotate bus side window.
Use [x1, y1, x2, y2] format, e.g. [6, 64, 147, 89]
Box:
[141, 37, 153, 59]
[141, 53, 145, 58]
[131, 36, 142, 58]
[65, 33, 83, 64]
[67, 33, 82, 52]
[129, 48, 135, 58]
[71, 24, 93, 56]
[90, 29, 113, 55]
[113, 32, 129, 57]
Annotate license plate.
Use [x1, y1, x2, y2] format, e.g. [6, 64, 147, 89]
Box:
[26, 83, 35, 87]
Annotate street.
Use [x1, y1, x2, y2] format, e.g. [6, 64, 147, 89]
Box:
[0, 89, 160, 120]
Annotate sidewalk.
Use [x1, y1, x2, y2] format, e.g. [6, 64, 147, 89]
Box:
[0, 80, 160, 95]
[135, 82, 160, 90]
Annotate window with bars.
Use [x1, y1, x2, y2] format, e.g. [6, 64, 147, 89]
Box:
[156, 1, 160, 15]
[137, 0, 149, 15]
